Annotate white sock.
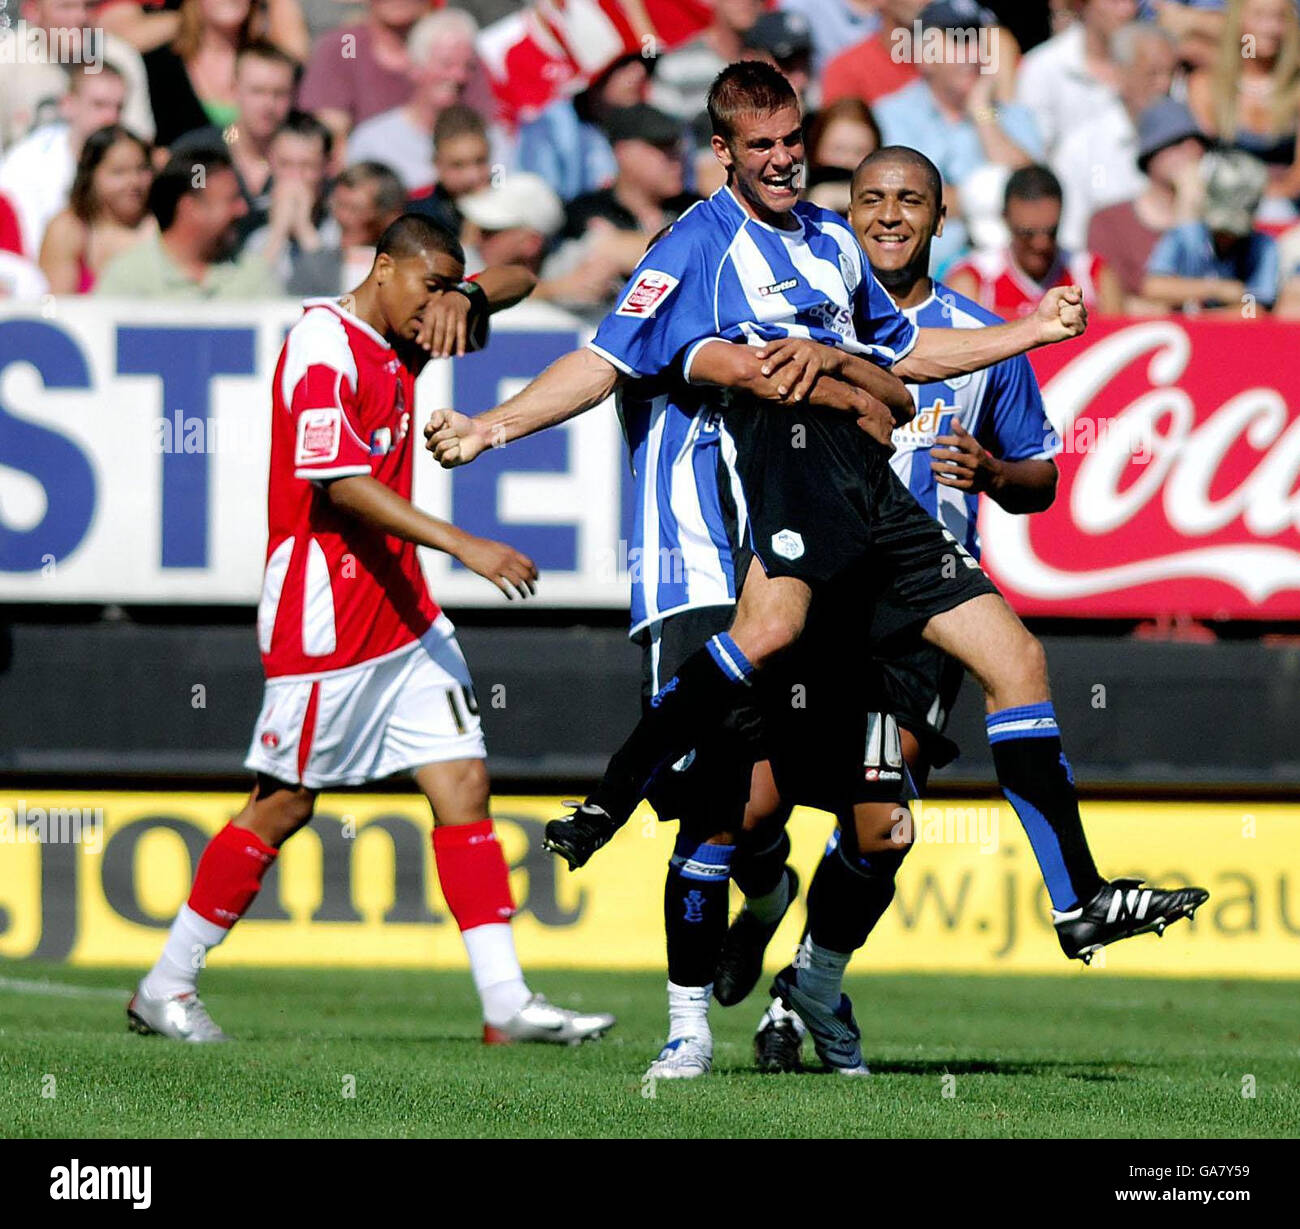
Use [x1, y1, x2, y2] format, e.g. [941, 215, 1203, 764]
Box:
[744, 869, 790, 925]
[461, 923, 530, 1026]
[796, 939, 851, 1009]
[141, 904, 229, 999]
[667, 980, 712, 1044]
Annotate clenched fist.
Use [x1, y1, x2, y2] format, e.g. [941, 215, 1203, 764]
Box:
[425, 409, 491, 468]
[1034, 285, 1088, 344]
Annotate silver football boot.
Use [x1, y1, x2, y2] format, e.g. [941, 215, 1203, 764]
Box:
[127, 982, 229, 1043]
[483, 993, 615, 1045]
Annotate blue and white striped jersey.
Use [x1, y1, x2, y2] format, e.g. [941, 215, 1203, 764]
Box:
[889, 282, 1056, 560]
[589, 185, 919, 633]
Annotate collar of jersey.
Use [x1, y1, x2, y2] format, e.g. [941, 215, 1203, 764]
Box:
[301, 296, 393, 352]
[716, 185, 806, 237]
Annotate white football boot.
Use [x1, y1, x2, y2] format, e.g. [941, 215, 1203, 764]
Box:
[643, 1035, 713, 1080]
[483, 994, 615, 1045]
[127, 982, 229, 1042]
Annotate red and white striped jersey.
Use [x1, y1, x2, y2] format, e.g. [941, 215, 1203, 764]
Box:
[257, 299, 440, 679]
[945, 247, 1107, 320]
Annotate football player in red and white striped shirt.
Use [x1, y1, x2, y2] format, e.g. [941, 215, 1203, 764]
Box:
[129, 215, 615, 1046]
[946, 165, 1124, 320]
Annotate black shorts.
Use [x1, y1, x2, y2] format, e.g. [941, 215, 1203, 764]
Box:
[723, 398, 999, 643]
[637, 593, 909, 823]
[876, 634, 966, 773]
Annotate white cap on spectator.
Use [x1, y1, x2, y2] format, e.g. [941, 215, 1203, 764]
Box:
[458, 172, 565, 237]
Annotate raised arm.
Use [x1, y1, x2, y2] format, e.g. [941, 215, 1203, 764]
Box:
[426, 347, 624, 467]
[894, 286, 1087, 382]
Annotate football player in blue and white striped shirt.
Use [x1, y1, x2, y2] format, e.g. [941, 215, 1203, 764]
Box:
[427, 65, 1207, 1078]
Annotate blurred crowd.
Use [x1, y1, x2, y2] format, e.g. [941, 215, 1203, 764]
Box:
[3, 0, 1300, 319]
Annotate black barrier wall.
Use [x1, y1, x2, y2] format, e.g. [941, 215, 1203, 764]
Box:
[2, 615, 1299, 791]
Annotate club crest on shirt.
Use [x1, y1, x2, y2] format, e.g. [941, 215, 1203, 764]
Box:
[615, 269, 680, 317]
[838, 251, 859, 292]
[771, 529, 805, 560]
[369, 427, 392, 456]
[295, 408, 342, 465]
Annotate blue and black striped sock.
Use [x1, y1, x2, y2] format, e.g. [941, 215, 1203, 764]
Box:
[986, 702, 1103, 912]
[589, 634, 754, 823]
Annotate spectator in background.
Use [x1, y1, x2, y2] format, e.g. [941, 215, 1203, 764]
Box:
[243, 111, 338, 293]
[39, 123, 154, 292]
[96, 145, 278, 294]
[1142, 147, 1278, 311]
[298, 0, 426, 150]
[806, 98, 881, 176]
[517, 51, 651, 203]
[345, 8, 479, 196]
[822, 0, 926, 108]
[651, 0, 763, 124]
[1016, 0, 1137, 157]
[874, 1, 1043, 270]
[329, 158, 405, 289]
[0, 63, 127, 257]
[1089, 98, 1208, 309]
[458, 169, 616, 310]
[804, 165, 855, 215]
[947, 163, 1125, 315]
[1141, 0, 1225, 68]
[96, 0, 307, 60]
[742, 9, 815, 106]
[1187, 0, 1300, 208]
[408, 104, 493, 235]
[1054, 21, 1177, 251]
[559, 103, 698, 274]
[0, 0, 154, 147]
[778, 0, 880, 75]
[142, 0, 260, 149]
[170, 40, 297, 230]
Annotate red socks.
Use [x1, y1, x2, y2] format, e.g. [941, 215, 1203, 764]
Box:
[432, 820, 516, 930]
[187, 822, 278, 929]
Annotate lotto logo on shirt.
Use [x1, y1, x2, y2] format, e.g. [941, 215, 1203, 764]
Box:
[615, 269, 680, 318]
[295, 408, 342, 466]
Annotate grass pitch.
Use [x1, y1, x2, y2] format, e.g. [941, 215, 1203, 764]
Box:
[2, 962, 1297, 1138]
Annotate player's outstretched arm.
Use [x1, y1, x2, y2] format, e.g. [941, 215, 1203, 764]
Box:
[686, 339, 899, 446]
[425, 347, 624, 468]
[325, 474, 537, 599]
[894, 286, 1087, 382]
[930, 420, 1058, 512]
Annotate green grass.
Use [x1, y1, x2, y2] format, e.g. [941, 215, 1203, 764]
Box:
[2, 962, 1297, 1138]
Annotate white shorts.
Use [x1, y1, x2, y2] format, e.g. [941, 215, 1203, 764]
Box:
[244, 614, 486, 789]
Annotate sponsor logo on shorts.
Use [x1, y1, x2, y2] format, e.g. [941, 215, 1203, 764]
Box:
[295, 407, 342, 465]
[615, 269, 679, 318]
[771, 529, 805, 561]
[260, 730, 280, 749]
[864, 767, 902, 782]
[758, 277, 798, 297]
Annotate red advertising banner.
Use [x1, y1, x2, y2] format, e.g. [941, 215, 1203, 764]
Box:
[982, 318, 1300, 620]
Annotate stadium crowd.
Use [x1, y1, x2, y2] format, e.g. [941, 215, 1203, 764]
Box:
[3, 0, 1300, 317]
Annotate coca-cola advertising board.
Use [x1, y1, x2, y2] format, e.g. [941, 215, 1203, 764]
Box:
[983, 318, 1300, 620]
